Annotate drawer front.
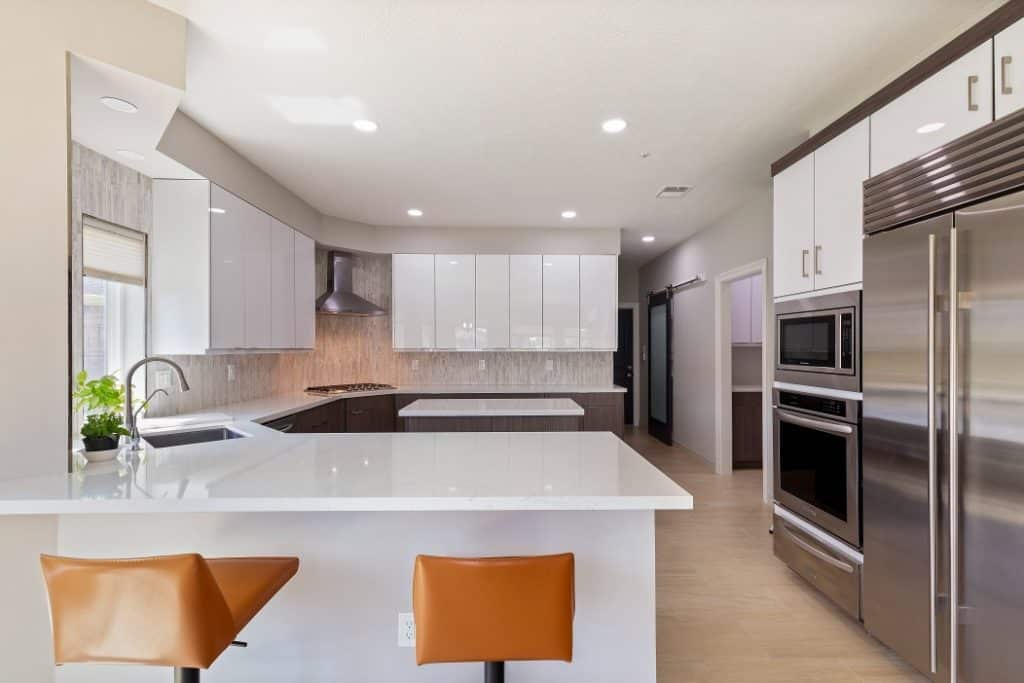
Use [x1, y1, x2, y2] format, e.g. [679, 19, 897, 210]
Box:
[773, 514, 861, 620]
[345, 395, 395, 432]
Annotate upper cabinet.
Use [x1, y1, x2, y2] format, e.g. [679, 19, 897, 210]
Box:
[152, 179, 317, 354]
[434, 255, 475, 349]
[772, 154, 814, 298]
[731, 273, 763, 345]
[392, 254, 435, 349]
[996, 17, 1024, 119]
[813, 119, 869, 290]
[392, 252, 616, 351]
[871, 41, 993, 176]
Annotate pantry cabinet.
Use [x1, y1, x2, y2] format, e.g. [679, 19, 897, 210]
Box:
[730, 273, 763, 345]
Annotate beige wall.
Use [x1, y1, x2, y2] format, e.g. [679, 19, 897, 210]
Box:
[638, 191, 771, 461]
[0, 2, 186, 679]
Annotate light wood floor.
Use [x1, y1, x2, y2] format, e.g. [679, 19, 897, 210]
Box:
[622, 427, 928, 683]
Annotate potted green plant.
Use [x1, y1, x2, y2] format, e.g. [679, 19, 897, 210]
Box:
[73, 371, 129, 460]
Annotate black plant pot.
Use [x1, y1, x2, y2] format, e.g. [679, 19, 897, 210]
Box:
[82, 435, 120, 452]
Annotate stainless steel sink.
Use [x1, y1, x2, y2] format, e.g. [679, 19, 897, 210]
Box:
[142, 427, 247, 448]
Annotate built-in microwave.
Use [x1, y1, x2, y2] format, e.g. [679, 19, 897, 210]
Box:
[775, 290, 860, 392]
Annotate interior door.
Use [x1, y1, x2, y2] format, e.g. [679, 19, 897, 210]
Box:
[862, 214, 951, 678]
[648, 291, 672, 444]
[614, 308, 634, 426]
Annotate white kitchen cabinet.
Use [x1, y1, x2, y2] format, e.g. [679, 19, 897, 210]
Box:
[509, 255, 542, 349]
[294, 232, 316, 349]
[270, 218, 295, 348]
[731, 273, 763, 345]
[434, 255, 475, 349]
[871, 41, 993, 176]
[996, 18, 1024, 119]
[210, 184, 246, 349]
[153, 180, 317, 353]
[392, 254, 435, 349]
[579, 255, 617, 350]
[475, 254, 510, 349]
[542, 255, 580, 349]
[772, 154, 814, 298]
[813, 119, 869, 290]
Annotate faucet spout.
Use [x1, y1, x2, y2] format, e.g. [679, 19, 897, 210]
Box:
[124, 357, 190, 451]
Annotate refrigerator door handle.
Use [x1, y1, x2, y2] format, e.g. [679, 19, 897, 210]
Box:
[927, 233, 937, 675]
[950, 226, 960, 683]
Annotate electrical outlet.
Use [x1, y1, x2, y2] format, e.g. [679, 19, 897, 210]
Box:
[545, 359, 554, 372]
[227, 364, 236, 382]
[397, 612, 416, 647]
[478, 359, 486, 371]
[411, 359, 419, 371]
[155, 370, 172, 390]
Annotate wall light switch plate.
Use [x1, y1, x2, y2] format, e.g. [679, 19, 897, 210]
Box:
[227, 364, 236, 382]
[478, 359, 486, 371]
[397, 612, 416, 647]
[545, 359, 554, 372]
[155, 370, 172, 390]
[411, 359, 419, 371]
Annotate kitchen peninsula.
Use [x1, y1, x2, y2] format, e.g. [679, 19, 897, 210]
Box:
[399, 397, 584, 431]
[0, 426, 690, 682]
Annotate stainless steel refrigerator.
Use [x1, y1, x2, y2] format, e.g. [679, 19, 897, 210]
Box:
[863, 188, 1024, 682]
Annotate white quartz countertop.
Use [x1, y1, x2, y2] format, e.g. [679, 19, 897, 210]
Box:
[0, 431, 692, 514]
[139, 384, 625, 427]
[399, 398, 584, 417]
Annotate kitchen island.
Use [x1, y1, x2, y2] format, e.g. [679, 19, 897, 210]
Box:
[0, 429, 690, 682]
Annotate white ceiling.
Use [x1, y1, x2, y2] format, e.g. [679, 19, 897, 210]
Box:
[70, 55, 202, 180]
[152, 0, 998, 263]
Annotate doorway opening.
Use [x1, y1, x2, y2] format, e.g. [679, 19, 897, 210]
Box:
[614, 305, 638, 428]
[647, 290, 672, 444]
[714, 259, 772, 502]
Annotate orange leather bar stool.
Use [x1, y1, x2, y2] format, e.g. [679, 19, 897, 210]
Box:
[413, 553, 574, 683]
[40, 553, 298, 683]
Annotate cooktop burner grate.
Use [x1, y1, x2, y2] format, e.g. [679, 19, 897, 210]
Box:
[305, 383, 395, 396]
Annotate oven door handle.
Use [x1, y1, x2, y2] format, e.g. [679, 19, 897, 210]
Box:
[781, 523, 855, 573]
[776, 409, 854, 435]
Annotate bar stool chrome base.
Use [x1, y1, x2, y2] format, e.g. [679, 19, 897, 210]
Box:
[174, 667, 200, 683]
[485, 661, 505, 683]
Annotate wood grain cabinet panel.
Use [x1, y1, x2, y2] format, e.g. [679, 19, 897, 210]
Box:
[732, 392, 762, 469]
[344, 395, 395, 433]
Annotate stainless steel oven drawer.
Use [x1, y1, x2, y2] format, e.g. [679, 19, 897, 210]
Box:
[773, 512, 861, 620]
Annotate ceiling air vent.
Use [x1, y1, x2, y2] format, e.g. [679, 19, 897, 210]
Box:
[656, 185, 693, 199]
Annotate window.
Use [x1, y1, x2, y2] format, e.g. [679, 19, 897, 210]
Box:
[82, 216, 147, 396]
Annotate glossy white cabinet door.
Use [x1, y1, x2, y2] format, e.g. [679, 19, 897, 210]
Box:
[749, 272, 764, 344]
[542, 255, 580, 349]
[209, 185, 246, 349]
[434, 255, 475, 349]
[579, 255, 617, 350]
[996, 18, 1024, 118]
[241, 199, 272, 348]
[392, 254, 435, 349]
[293, 232, 316, 349]
[814, 119, 869, 290]
[269, 218, 295, 348]
[509, 255, 543, 349]
[871, 41, 993, 176]
[730, 277, 752, 344]
[772, 154, 815, 298]
[475, 254, 510, 349]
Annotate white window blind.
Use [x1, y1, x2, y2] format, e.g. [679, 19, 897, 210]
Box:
[82, 216, 146, 286]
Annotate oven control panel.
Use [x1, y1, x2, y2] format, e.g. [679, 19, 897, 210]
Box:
[778, 391, 847, 418]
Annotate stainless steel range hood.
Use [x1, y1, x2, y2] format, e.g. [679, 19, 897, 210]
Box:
[315, 251, 386, 316]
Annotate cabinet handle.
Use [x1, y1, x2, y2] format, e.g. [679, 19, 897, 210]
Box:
[350, 409, 366, 416]
[1002, 56, 1014, 95]
[814, 245, 823, 275]
[967, 74, 979, 111]
[801, 249, 810, 278]
[277, 423, 294, 433]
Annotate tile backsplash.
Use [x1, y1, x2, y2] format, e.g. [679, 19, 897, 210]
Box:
[146, 252, 612, 417]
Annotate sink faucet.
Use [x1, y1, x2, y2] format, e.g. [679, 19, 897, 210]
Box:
[124, 356, 190, 451]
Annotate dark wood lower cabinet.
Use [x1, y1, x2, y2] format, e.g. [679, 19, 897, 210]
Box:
[344, 395, 395, 432]
[404, 415, 582, 433]
[732, 391, 762, 469]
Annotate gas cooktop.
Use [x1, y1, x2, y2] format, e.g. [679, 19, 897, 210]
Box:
[305, 383, 395, 396]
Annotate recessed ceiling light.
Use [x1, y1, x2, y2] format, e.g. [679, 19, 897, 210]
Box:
[916, 121, 946, 134]
[407, 208, 423, 217]
[353, 119, 379, 133]
[100, 96, 138, 113]
[601, 118, 627, 134]
[209, 207, 226, 214]
[561, 210, 577, 219]
[116, 150, 144, 161]
[642, 235, 656, 243]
